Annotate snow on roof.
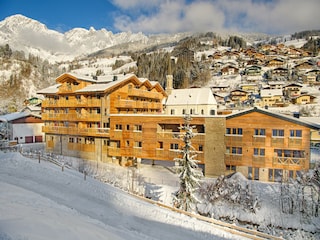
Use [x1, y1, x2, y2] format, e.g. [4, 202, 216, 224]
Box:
[260, 89, 283, 97]
[75, 74, 136, 93]
[37, 84, 61, 94]
[166, 88, 217, 106]
[0, 111, 34, 122]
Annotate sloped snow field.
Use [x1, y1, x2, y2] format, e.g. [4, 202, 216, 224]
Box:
[0, 150, 244, 240]
[0, 144, 319, 240]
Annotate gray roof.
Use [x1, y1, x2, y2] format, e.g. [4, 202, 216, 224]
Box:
[0, 112, 41, 122]
[37, 84, 61, 94]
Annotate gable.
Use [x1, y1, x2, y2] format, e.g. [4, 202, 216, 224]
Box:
[227, 107, 320, 130]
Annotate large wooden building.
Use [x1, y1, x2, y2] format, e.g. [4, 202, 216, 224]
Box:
[38, 73, 320, 181]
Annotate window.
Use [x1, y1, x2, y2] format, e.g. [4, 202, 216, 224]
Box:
[68, 137, 74, 143]
[134, 141, 142, 148]
[253, 148, 265, 156]
[170, 109, 175, 115]
[272, 129, 284, 137]
[115, 124, 122, 130]
[199, 145, 203, 151]
[231, 147, 242, 155]
[182, 109, 186, 115]
[126, 140, 130, 147]
[226, 128, 243, 135]
[170, 143, 179, 149]
[134, 125, 142, 131]
[210, 109, 215, 115]
[254, 128, 266, 136]
[85, 137, 94, 144]
[274, 149, 305, 158]
[158, 141, 163, 149]
[126, 125, 130, 130]
[290, 129, 302, 138]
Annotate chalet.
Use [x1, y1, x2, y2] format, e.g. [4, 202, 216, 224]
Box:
[243, 65, 262, 76]
[302, 69, 320, 85]
[265, 58, 285, 68]
[291, 94, 316, 105]
[210, 84, 230, 92]
[293, 61, 315, 74]
[226, 107, 320, 181]
[37, 72, 320, 182]
[0, 111, 44, 144]
[229, 89, 249, 104]
[267, 81, 285, 89]
[238, 83, 259, 93]
[259, 89, 284, 107]
[220, 65, 239, 76]
[283, 83, 302, 98]
[37, 73, 227, 177]
[271, 67, 289, 78]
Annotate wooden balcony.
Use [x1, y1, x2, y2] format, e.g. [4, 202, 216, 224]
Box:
[42, 98, 101, 108]
[225, 135, 243, 145]
[288, 138, 302, 148]
[252, 155, 266, 167]
[128, 88, 162, 100]
[108, 146, 121, 156]
[67, 143, 96, 152]
[252, 136, 266, 146]
[116, 100, 162, 110]
[273, 156, 305, 167]
[271, 137, 284, 147]
[42, 126, 109, 137]
[41, 113, 101, 122]
[224, 154, 243, 165]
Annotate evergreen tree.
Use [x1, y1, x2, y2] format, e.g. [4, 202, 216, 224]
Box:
[173, 115, 203, 212]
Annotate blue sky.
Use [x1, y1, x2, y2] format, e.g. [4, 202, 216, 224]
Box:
[0, 0, 319, 34]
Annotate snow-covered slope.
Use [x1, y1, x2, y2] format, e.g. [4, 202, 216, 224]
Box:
[0, 150, 241, 240]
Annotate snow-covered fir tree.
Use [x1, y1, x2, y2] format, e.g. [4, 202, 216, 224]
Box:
[173, 114, 203, 212]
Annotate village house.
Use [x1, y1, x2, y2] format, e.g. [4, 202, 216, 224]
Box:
[0, 111, 44, 144]
[259, 89, 285, 107]
[220, 64, 239, 76]
[291, 94, 317, 105]
[229, 89, 250, 105]
[265, 58, 285, 68]
[283, 83, 303, 99]
[302, 69, 320, 85]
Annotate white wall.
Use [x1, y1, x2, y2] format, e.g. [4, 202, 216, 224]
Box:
[12, 123, 44, 144]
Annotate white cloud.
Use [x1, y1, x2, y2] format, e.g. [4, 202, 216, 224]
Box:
[111, 0, 320, 34]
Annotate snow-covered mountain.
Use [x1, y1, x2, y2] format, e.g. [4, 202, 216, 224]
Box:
[0, 15, 155, 62]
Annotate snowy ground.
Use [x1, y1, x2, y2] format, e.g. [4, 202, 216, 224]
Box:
[1, 144, 319, 240]
[0, 149, 245, 240]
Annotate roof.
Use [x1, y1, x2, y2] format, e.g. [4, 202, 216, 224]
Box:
[260, 89, 283, 97]
[37, 84, 61, 94]
[226, 107, 320, 130]
[165, 88, 217, 106]
[0, 112, 41, 122]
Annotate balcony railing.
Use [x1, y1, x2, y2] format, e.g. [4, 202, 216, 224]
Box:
[273, 156, 305, 166]
[224, 154, 243, 164]
[42, 126, 109, 137]
[116, 100, 162, 110]
[288, 138, 302, 147]
[42, 98, 101, 108]
[128, 88, 162, 99]
[41, 113, 101, 122]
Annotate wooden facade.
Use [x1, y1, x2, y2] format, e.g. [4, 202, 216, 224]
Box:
[226, 108, 319, 182]
[38, 73, 319, 181]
